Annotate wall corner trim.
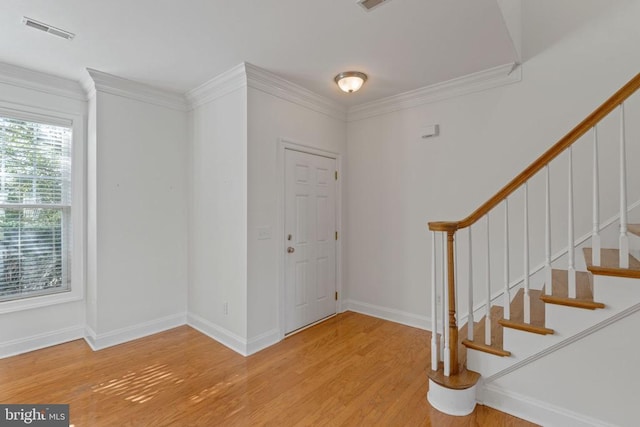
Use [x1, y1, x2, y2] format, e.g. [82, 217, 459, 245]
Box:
[347, 62, 522, 121]
[187, 312, 248, 356]
[246, 328, 281, 356]
[85, 68, 188, 111]
[185, 63, 248, 109]
[0, 61, 87, 102]
[244, 62, 347, 122]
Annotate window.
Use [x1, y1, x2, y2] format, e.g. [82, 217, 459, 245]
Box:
[0, 115, 72, 302]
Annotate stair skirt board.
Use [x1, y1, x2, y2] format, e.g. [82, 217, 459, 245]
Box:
[479, 384, 618, 427]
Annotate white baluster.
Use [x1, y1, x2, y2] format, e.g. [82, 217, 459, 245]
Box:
[442, 233, 450, 376]
[592, 126, 601, 266]
[545, 165, 553, 294]
[440, 233, 445, 362]
[485, 215, 491, 346]
[619, 103, 629, 268]
[431, 231, 438, 370]
[468, 227, 474, 341]
[503, 199, 511, 320]
[568, 146, 577, 298]
[455, 231, 459, 326]
[523, 183, 531, 324]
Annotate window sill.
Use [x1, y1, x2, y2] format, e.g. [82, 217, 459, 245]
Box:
[0, 290, 83, 314]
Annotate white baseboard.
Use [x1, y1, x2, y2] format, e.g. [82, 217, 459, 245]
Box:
[0, 325, 84, 359]
[344, 299, 431, 331]
[84, 313, 187, 351]
[187, 312, 248, 356]
[479, 384, 616, 427]
[247, 328, 281, 356]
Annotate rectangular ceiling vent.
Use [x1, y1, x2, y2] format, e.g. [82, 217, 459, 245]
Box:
[358, 0, 390, 12]
[23, 17, 75, 40]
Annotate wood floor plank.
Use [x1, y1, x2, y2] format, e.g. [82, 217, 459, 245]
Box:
[0, 312, 536, 426]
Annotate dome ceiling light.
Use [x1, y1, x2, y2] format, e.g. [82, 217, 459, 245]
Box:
[334, 71, 368, 93]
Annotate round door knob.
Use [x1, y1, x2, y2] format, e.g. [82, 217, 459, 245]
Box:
[287, 247, 295, 253]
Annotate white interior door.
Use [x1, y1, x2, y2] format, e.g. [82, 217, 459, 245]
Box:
[285, 149, 337, 334]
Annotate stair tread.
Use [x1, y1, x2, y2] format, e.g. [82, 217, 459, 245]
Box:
[461, 306, 511, 357]
[427, 362, 481, 390]
[541, 269, 604, 309]
[499, 289, 553, 334]
[583, 248, 640, 279]
[629, 224, 640, 237]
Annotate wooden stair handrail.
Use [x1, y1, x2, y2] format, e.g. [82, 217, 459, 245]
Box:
[429, 72, 640, 233]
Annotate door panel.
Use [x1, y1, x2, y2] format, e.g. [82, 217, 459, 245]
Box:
[285, 149, 337, 334]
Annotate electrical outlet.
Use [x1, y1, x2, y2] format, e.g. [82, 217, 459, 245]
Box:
[223, 302, 229, 315]
[436, 295, 442, 305]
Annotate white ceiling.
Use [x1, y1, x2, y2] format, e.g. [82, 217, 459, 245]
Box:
[0, 1, 621, 107]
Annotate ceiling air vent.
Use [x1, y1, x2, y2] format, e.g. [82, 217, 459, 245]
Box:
[358, 0, 390, 12]
[22, 17, 75, 40]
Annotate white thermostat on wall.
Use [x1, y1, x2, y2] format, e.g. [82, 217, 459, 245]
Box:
[420, 124, 439, 139]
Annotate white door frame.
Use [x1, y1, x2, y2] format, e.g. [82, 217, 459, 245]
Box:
[277, 138, 343, 339]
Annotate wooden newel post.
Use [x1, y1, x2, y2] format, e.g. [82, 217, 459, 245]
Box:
[429, 221, 460, 376]
[446, 230, 458, 375]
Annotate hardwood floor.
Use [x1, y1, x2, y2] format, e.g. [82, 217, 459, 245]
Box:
[0, 312, 537, 426]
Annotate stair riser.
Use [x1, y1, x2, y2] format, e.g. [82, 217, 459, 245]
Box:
[545, 304, 611, 337]
[502, 328, 561, 358]
[593, 275, 640, 309]
[466, 347, 513, 378]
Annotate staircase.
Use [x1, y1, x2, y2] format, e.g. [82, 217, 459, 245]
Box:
[425, 72, 640, 420]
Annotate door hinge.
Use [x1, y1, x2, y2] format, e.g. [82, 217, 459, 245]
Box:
[335, 170, 338, 180]
[335, 231, 338, 240]
[335, 291, 338, 301]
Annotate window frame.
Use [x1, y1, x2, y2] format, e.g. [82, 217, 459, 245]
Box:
[0, 102, 84, 314]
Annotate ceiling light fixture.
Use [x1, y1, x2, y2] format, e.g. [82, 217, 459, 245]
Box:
[334, 71, 368, 93]
[23, 17, 75, 40]
[358, 0, 390, 12]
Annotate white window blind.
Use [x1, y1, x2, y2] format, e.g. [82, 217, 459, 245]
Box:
[0, 115, 72, 302]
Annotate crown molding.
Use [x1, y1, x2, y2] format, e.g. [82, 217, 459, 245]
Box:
[0, 61, 86, 102]
[348, 62, 522, 122]
[185, 63, 247, 110]
[84, 68, 188, 111]
[244, 63, 347, 122]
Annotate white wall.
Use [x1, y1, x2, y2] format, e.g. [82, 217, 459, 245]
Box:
[246, 86, 347, 345]
[346, 1, 640, 324]
[188, 86, 248, 345]
[0, 70, 86, 357]
[86, 85, 188, 346]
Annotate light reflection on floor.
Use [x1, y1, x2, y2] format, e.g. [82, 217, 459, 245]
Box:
[91, 363, 184, 404]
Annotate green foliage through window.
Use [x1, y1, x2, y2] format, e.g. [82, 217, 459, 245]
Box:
[0, 116, 71, 301]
